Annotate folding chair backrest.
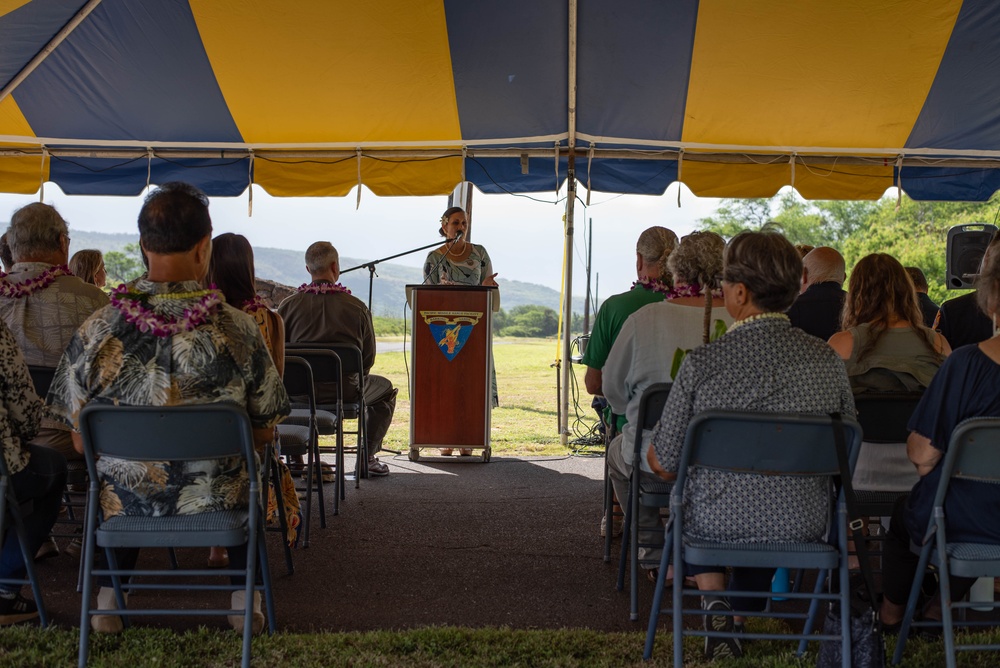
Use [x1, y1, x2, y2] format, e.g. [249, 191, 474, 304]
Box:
[677, 410, 862, 486]
[27, 365, 56, 398]
[282, 356, 317, 412]
[637, 383, 672, 431]
[78, 403, 255, 465]
[933, 419, 1000, 507]
[853, 392, 923, 443]
[283, 347, 344, 400]
[287, 342, 362, 402]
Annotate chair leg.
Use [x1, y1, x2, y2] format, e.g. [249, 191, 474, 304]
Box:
[313, 434, 326, 530]
[893, 542, 936, 665]
[257, 525, 277, 635]
[643, 526, 674, 661]
[937, 542, 957, 668]
[1, 487, 49, 628]
[603, 455, 613, 563]
[797, 568, 827, 656]
[616, 488, 632, 592]
[266, 455, 293, 576]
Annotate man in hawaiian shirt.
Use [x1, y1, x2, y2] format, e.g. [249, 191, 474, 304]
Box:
[277, 241, 397, 476]
[48, 182, 290, 634]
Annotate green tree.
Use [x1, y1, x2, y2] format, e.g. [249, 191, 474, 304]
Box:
[103, 242, 145, 284]
[499, 305, 559, 337]
[842, 196, 999, 304]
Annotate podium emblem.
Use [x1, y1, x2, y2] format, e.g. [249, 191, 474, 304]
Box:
[421, 310, 483, 361]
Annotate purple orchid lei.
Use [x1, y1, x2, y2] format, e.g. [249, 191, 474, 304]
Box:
[110, 284, 223, 338]
[632, 278, 721, 300]
[0, 265, 73, 298]
[241, 294, 270, 315]
[296, 282, 352, 295]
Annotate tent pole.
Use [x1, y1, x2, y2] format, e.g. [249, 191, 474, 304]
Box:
[560, 0, 578, 445]
[0, 0, 105, 104]
[561, 160, 576, 445]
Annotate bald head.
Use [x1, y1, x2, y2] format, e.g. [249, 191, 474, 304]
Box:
[801, 246, 846, 291]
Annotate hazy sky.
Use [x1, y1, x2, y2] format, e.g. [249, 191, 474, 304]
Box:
[0, 182, 721, 299]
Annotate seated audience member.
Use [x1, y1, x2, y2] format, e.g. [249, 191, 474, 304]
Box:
[0, 233, 12, 273]
[603, 231, 733, 575]
[1, 204, 108, 559]
[0, 319, 67, 625]
[878, 241, 1000, 632]
[207, 232, 300, 558]
[0, 204, 108, 463]
[48, 182, 290, 634]
[934, 236, 998, 348]
[648, 230, 855, 661]
[581, 226, 677, 537]
[829, 255, 949, 493]
[68, 249, 107, 288]
[786, 246, 846, 341]
[905, 266, 939, 329]
[277, 241, 396, 477]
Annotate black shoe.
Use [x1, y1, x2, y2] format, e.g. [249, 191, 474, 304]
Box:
[703, 596, 742, 660]
[0, 593, 39, 626]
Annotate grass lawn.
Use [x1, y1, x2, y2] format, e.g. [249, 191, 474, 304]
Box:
[0, 624, 982, 667]
[321, 337, 600, 457]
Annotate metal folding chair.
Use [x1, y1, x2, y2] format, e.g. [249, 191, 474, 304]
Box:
[280, 355, 338, 545]
[77, 404, 276, 668]
[602, 410, 620, 564]
[0, 452, 49, 627]
[852, 392, 923, 518]
[616, 382, 672, 621]
[644, 410, 862, 665]
[893, 418, 1000, 667]
[286, 343, 367, 483]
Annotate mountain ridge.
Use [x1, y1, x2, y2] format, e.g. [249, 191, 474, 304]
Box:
[63, 230, 588, 317]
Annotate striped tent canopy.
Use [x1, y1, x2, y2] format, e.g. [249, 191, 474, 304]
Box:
[2, 0, 1000, 201]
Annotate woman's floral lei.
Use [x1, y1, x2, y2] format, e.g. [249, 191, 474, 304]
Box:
[110, 284, 223, 338]
[0, 265, 73, 298]
[632, 278, 721, 300]
[241, 294, 270, 315]
[296, 282, 351, 295]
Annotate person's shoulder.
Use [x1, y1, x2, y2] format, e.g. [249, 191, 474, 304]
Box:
[941, 291, 978, 311]
[55, 275, 109, 303]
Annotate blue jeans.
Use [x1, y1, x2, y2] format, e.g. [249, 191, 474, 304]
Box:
[1, 445, 68, 590]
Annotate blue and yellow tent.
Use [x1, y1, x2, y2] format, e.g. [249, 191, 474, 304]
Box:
[2, 0, 1000, 201]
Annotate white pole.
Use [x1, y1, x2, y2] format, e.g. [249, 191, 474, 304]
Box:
[560, 0, 579, 444]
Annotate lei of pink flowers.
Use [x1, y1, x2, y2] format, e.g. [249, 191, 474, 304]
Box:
[110, 284, 223, 338]
[0, 265, 73, 298]
[241, 294, 270, 315]
[632, 278, 721, 300]
[296, 282, 352, 295]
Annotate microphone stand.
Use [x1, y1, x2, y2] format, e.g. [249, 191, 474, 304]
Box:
[340, 238, 448, 312]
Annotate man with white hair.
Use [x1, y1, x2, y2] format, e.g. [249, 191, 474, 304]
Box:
[277, 241, 397, 476]
[785, 246, 846, 341]
[0, 203, 108, 558]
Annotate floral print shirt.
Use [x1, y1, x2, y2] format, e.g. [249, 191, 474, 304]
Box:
[0, 319, 43, 475]
[48, 279, 290, 518]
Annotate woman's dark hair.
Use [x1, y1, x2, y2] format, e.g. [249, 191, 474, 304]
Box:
[722, 230, 802, 313]
[138, 182, 212, 253]
[842, 253, 939, 363]
[439, 206, 465, 237]
[207, 233, 257, 308]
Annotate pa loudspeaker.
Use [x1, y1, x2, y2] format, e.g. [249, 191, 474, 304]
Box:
[947, 224, 998, 289]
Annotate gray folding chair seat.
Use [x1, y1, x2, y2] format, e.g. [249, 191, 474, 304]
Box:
[616, 382, 672, 621]
[893, 418, 1000, 667]
[644, 410, 863, 665]
[77, 403, 275, 668]
[285, 408, 338, 435]
[0, 455, 49, 627]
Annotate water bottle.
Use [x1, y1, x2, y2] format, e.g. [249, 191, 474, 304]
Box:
[772, 567, 791, 602]
[970, 577, 995, 612]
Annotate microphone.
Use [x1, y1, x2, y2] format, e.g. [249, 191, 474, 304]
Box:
[453, 231, 464, 241]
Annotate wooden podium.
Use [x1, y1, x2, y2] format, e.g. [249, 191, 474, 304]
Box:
[407, 285, 495, 462]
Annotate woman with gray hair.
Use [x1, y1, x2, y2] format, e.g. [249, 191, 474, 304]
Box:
[648, 230, 855, 661]
[602, 230, 732, 580]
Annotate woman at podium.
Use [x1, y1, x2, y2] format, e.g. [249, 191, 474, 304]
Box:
[423, 206, 500, 455]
